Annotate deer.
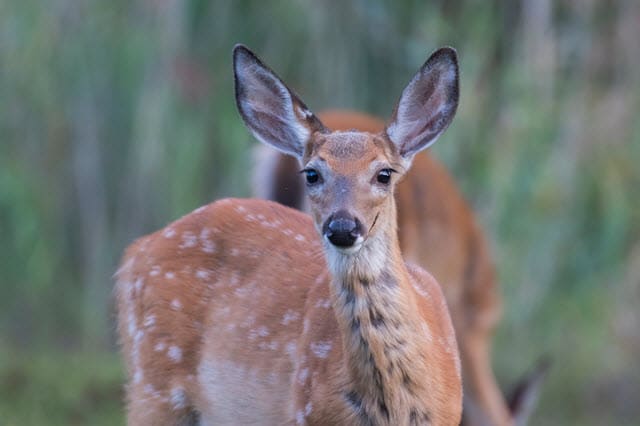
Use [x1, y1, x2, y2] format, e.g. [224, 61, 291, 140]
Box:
[116, 44, 465, 425]
[251, 112, 547, 426]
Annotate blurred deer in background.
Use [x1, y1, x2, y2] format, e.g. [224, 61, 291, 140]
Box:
[116, 45, 466, 425]
[252, 98, 546, 425]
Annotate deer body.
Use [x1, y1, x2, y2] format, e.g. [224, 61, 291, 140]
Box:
[117, 45, 464, 424]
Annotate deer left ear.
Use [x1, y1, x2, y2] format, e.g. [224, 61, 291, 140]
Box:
[386, 47, 459, 160]
[233, 44, 326, 159]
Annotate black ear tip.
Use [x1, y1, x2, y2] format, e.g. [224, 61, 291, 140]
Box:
[232, 43, 249, 54]
[429, 46, 458, 67]
[232, 44, 256, 66]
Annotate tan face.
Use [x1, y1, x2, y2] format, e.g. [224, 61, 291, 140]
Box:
[301, 131, 405, 253]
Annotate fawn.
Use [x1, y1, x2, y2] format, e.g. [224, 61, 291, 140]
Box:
[116, 44, 463, 425]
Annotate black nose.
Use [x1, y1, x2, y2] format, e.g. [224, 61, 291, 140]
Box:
[323, 211, 362, 248]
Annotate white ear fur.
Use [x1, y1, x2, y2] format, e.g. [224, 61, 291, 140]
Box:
[233, 45, 324, 159]
[386, 47, 459, 159]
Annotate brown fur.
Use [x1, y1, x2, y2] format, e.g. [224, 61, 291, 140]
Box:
[253, 110, 508, 426]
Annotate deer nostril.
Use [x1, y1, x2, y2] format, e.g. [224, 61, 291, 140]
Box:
[328, 217, 356, 234]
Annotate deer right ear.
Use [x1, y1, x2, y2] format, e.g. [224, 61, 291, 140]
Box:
[233, 45, 326, 159]
[386, 47, 459, 161]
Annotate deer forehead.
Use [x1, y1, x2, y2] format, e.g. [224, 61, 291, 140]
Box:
[306, 131, 397, 173]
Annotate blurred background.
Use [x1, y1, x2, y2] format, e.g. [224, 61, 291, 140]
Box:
[1, 0, 639, 424]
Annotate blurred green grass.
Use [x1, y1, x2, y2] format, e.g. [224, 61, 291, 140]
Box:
[0, 350, 124, 425]
[1, 0, 639, 424]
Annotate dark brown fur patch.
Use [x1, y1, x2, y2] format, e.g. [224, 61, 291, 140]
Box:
[369, 307, 385, 328]
[344, 391, 374, 426]
[410, 408, 430, 425]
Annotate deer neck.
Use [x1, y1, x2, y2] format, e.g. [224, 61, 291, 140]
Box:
[324, 208, 431, 421]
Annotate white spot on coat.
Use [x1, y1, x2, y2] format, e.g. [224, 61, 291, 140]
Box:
[248, 325, 269, 341]
[297, 367, 309, 384]
[310, 341, 332, 358]
[234, 286, 251, 298]
[165, 271, 175, 279]
[196, 269, 210, 280]
[171, 299, 182, 310]
[170, 386, 187, 410]
[314, 298, 331, 309]
[241, 314, 256, 328]
[200, 228, 216, 253]
[314, 273, 326, 285]
[229, 273, 239, 286]
[282, 309, 300, 325]
[143, 314, 156, 328]
[285, 341, 297, 360]
[163, 228, 176, 238]
[179, 232, 197, 249]
[168, 345, 182, 363]
[202, 239, 216, 253]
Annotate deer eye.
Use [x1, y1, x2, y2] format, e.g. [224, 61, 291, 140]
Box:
[376, 169, 395, 185]
[302, 168, 321, 185]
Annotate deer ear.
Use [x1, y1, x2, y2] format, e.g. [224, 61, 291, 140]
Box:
[233, 45, 326, 159]
[386, 47, 459, 160]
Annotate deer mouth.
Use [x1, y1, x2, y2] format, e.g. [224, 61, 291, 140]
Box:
[324, 234, 365, 255]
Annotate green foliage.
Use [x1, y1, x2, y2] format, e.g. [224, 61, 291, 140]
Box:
[1, 0, 639, 423]
[0, 350, 124, 425]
